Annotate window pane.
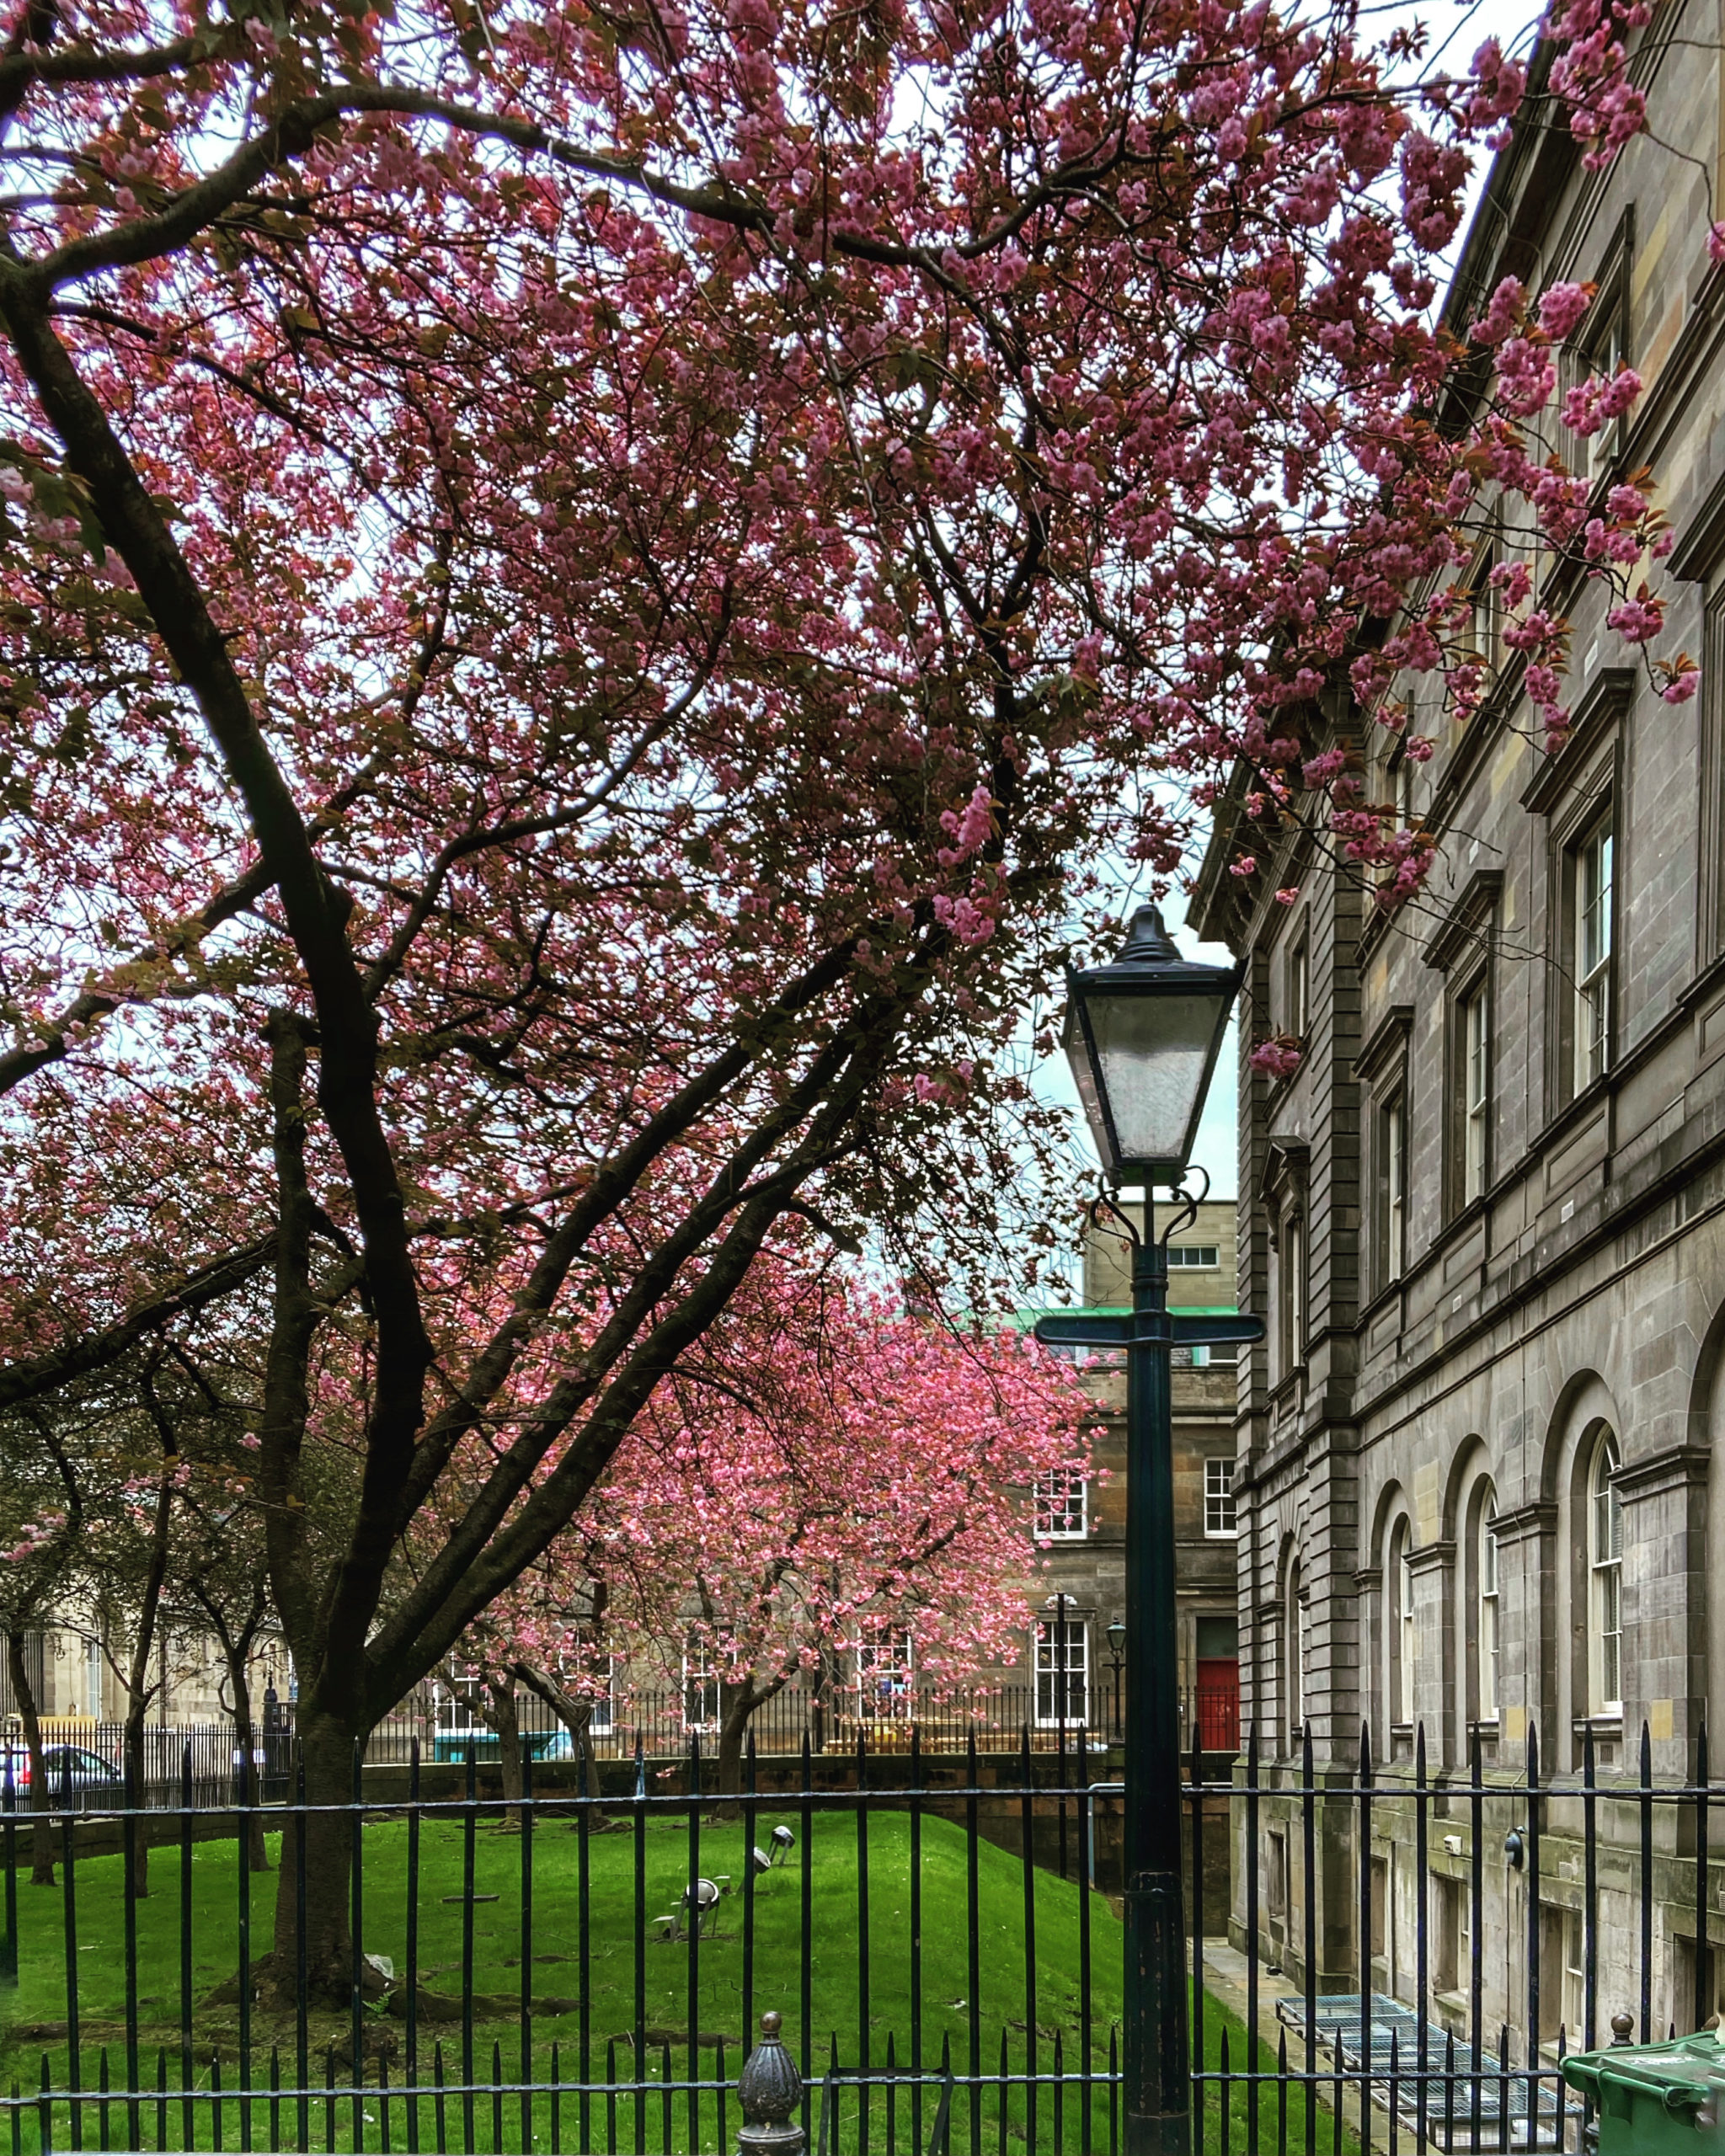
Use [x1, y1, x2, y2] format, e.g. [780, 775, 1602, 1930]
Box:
[1382, 1100, 1405, 1277]
[1035, 1620, 1088, 1723]
[1574, 819, 1615, 1092]
[1480, 1497, 1499, 1721]
[1034, 1471, 1087, 1540]
[1464, 986, 1489, 1202]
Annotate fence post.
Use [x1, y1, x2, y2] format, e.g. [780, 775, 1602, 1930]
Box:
[1582, 2013, 1637, 2155]
[736, 2011, 805, 2156]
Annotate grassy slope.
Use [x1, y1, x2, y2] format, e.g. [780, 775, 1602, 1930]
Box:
[0, 1807, 1356, 2153]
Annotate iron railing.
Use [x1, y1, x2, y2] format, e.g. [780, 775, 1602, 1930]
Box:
[347, 1684, 1235, 1764]
[0, 1716, 1689, 2152]
[7, 1690, 1242, 1801]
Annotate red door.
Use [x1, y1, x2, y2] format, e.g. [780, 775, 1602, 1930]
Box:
[1194, 1657, 1241, 1752]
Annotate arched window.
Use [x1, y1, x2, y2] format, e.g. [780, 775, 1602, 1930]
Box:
[1388, 1521, 1415, 1727]
[1285, 1561, 1305, 1744]
[1589, 1433, 1623, 1715]
[1477, 1490, 1499, 1725]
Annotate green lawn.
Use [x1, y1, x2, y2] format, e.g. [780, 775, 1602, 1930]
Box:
[1, 1807, 1356, 2153]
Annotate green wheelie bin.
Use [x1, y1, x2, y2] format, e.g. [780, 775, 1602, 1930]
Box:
[1563, 2030, 1725, 2147]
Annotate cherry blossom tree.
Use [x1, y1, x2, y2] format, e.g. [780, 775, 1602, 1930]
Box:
[562, 1272, 1095, 1794]
[444, 1269, 1094, 1796]
[455, 1563, 619, 1801]
[0, 0, 1680, 1984]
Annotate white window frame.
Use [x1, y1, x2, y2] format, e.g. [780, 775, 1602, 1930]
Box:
[1574, 813, 1614, 1095]
[1589, 1433, 1623, 1716]
[852, 1630, 915, 1721]
[1033, 1614, 1088, 1728]
[1462, 980, 1489, 1205]
[1400, 1543, 1416, 1726]
[1167, 1245, 1221, 1270]
[1463, 541, 1502, 681]
[1478, 1492, 1499, 1726]
[587, 1657, 620, 1736]
[1386, 1523, 1416, 1730]
[1033, 1470, 1088, 1541]
[1289, 937, 1310, 1038]
[1562, 299, 1626, 491]
[682, 1648, 721, 1733]
[1204, 1457, 1237, 1538]
[1279, 1212, 1306, 1375]
[1382, 1098, 1406, 1284]
[552, 1635, 618, 1734]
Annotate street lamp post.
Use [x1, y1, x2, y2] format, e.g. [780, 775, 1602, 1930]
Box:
[1105, 1621, 1126, 1742]
[1033, 903, 1264, 2156]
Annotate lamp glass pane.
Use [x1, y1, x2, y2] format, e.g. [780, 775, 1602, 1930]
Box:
[1062, 1010, 1115, 1164]
[1085, 990, 1221, 1166]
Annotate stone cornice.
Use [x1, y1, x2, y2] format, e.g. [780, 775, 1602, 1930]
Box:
[1614, 1444, 1712, 1501]
[1354, 1003, 1414, 1090]
[1489, 1499, 1558, 1543]
[1260, 1138, 1310, 1217]
[1671, 464, 1725, 580]
[1519, 668, 1633, 814]
[1406, 1539, 1456, 1576]
[1423, 870, 1505, 975]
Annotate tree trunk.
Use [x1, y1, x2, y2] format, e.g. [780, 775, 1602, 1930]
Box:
[577, 1714, 600, 1801]
[227, 1655, 270, 1872]
[481, 1677, 524, 1809]
[119, 1465, 175, 1898]
[512, 1662, 601, 1799]
[715, 1693, 754, 1803]
[120, 1706, 150, 1897]
[270, 1710, 366, 2002]
[4, 1627, 54, 1884]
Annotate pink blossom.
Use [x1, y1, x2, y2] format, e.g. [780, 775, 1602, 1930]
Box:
[1249, 1038, 1303, 1079]
[1607, 595, 1664, 643]
[1536, 281, 1594, 340]
[1471, 275, 1526, 347]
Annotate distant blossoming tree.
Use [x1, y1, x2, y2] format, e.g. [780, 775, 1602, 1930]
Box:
[579, 1272, 1094, 1793]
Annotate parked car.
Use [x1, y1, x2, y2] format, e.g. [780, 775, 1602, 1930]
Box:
[0, 1743, 124, 1802]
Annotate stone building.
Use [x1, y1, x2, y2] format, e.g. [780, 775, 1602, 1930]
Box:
[0, 1614, 283, 1732]
[1191, 0, 1725, 2041]
[1017, 1198, 1243, 1753]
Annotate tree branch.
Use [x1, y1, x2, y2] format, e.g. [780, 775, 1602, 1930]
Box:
[0, 1238, 275, 1411]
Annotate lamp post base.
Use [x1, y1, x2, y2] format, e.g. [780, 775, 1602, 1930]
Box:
[1123, 1869, 1190, 2156]
[1124, 2112, 1193, 2156]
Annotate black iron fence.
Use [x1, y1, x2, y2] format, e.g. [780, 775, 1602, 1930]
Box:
[365, 1685, 1236, 1765]
[0, 1716, 1696, 2153]
[7, 1689, 1244, 1806]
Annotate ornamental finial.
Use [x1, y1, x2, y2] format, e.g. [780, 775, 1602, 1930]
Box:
[1116, 903, 1178, 963]
[736, 2011, 804, 2156]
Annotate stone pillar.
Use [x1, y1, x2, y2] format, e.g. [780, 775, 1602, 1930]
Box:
[1407, 1540, 1456, 1771]
[1616, 1444, 1710, 1781]
[1487, 1500, 1557, 1771]
[1353, 1566, 1383, 1751]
